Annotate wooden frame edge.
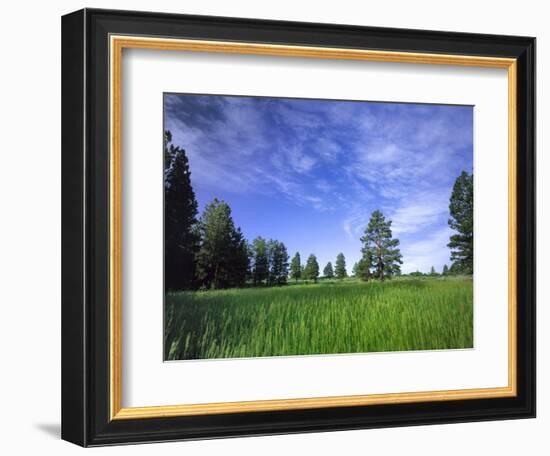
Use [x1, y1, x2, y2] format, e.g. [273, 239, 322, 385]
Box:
[109, 35, 518, 421]
[112, 386, 516, 420]
[508, 61, 518, 396]
[110, 36, 123, 420]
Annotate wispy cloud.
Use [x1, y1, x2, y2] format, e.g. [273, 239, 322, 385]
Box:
[400, 227, 453, 273]
[389, 191, 450, 236]
[165, 94, 472, 273]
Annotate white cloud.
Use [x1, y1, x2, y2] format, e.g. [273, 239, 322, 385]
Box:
[341, 209, 371, 241]
[364, 143, 405, 164]
[316, 137, 342, 162]
[291, 153, 317, 174]
[400, 227, 452, 274]
[389, 191, 450, 236]
[165, 95, 471, 270]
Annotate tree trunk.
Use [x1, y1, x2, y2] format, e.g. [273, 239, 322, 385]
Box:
[213, 262, 219, 289]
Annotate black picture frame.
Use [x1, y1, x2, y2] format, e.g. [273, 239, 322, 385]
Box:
[62, 8, 536, 447]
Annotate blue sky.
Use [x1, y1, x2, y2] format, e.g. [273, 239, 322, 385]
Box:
[164, 93, 473, 274]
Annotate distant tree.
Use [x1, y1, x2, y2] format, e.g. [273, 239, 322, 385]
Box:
[449, 262, 465, 275]
[251, 237, 269, 285]
[304, 254, 320, 283]
[410, 271, 424, 277]
[442, 264, 449, 276]
[196, 199, 248, 289]
[164, 131, 199, 291]
[268, 240, 289, 285]
[335, 253, 347, 279]
[323, 262, 334, 278]
[430, 266, 437, 276]
[278, 242, 290, 284]
[352, 262, 358, 277]
[228, 228, 250, 288]
[448, 171, 473, 274]
[290, 252, 302, 282]
[355, 256, 372, 281]
[244, 244, 253, 283]
[360, 210, 403, 281]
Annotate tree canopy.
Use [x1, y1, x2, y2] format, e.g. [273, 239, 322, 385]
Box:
[354, 256, 372, 281]
[304, 254, 320, 283]
[290, 252, 302, 282]
[195, 199, 249, 289]
[360, 210, 402, 281]
[164, 131, 199, 291]
[251, 236, 269, 285]
[335, 253, 347, 279]
[267, 239, 289, 285]
[323, 261, 334, 278]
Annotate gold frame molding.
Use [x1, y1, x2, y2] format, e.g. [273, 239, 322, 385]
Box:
[109, 35, 518, 421]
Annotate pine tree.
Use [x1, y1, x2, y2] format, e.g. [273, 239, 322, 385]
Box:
[323, 262, 334, 278]
[268, 240, 289, 285]
[227, 228, 250, 288]
[196, 199, 248, 289]
[277, 242, 290, 285]
[251, 237, 269, 285]
[360, 210, 402, 281]
[334, 253, 347, 279]
[164, 131, 199, 291]
[304, 254, 320, 283]
[355, 256, 372, 281]
[448, 171, 473, 274]
[290, 252, 302, 282]
[352, 262, 358, 277]
[430, 266, 437, 276]
[442, 264, 449, 276]
[449, 262, 463, 275]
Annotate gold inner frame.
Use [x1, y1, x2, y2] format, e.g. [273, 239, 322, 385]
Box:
[109, 35, 518, 420]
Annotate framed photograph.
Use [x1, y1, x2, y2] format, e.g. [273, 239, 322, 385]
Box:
[62, 8, 535, 446]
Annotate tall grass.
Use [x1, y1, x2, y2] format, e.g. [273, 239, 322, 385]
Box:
[165, 277, 473, 360]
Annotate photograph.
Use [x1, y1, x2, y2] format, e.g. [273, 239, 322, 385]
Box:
[57, 6, 536, 447]
[163, 93, 474, 361]
[56, 0, 548, 446]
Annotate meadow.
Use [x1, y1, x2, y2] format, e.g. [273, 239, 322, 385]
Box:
[164, 277, 473, 361]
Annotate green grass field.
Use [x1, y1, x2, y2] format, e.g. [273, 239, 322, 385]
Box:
[164, 277, 473, 360]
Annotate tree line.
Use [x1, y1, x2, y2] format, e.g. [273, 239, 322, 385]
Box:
[165, 131, 292, 291]
[289, 251, 348, 284]
[165, 131, 473, 291]
[408, 263, 463, 277]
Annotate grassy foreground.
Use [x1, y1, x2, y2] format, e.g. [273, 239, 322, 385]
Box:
[164, 277, 473, 360]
